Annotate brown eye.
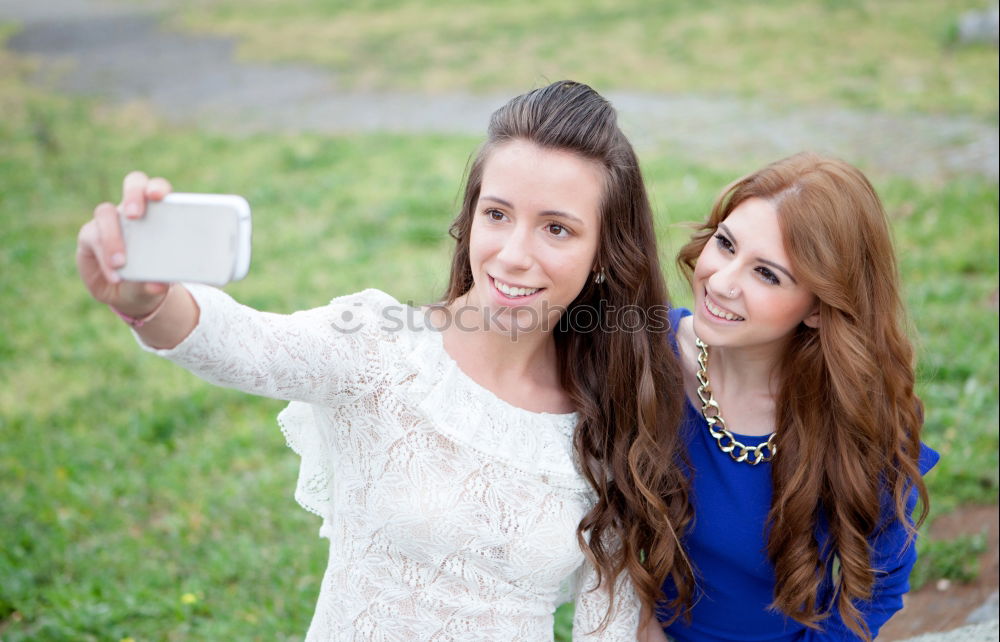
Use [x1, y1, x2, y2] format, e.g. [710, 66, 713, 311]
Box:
[714, 233, 734, 253]
[756, 266, 780, 285]
[547, 223, 569, 237]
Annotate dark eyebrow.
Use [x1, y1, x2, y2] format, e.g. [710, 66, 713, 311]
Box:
[718, 222, 798, 285]
[480, 195, 585, 225]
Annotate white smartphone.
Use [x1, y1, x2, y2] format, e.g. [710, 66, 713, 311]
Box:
[117, 193, 252, 286]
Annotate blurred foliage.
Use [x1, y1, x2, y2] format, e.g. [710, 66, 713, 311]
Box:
[911, 532, 989, 588]
[164, 0, 1000, 118]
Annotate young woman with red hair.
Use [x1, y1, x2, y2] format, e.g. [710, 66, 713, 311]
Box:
[644, 152, 938, 641]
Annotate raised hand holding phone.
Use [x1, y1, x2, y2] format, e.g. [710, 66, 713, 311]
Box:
[75, 171, 234, 349]
[117, 193, 251, 286]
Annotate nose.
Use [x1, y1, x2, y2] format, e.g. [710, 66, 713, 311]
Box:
[495, 223, 534, 271]
[707, 260, 741, 299]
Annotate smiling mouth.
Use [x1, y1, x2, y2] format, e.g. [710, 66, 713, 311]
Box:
[491, 276, 543, 299]
[704, 292, 745, 321]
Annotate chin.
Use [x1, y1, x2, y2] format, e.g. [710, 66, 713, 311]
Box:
[691, 316, 738, 348]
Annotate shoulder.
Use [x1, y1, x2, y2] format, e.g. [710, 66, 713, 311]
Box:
[667, 306, 692, 334]
[666, 307, 692, 352]
[326, 288, 403, 311]
[918, 442, 940, 476]
[288, 288, 427, 349]
[314, 288, 411, 327]
[668, 308, 698, 379]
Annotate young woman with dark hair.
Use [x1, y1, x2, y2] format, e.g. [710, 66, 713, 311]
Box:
[641, 152, 938, 641]
[75, 81, 691, 640]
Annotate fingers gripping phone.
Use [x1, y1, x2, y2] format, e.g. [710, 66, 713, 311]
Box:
[117, 193, 252, 286]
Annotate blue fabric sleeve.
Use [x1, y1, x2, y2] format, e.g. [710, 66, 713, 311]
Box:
[801, 444, 940, 640]
[667, 307, 691, 355]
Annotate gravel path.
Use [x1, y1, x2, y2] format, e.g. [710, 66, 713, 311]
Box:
[901, 619, 998, 642]
[3, 0, 997, 181]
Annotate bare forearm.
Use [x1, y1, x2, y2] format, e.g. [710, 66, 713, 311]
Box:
[131, 284, 200, 350]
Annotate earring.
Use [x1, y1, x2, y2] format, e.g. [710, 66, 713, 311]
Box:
[594, 269, 606, 285]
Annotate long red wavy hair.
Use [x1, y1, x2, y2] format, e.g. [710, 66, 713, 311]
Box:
[677, 152, 929, 640]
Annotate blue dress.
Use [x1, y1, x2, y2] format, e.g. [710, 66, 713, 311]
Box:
[658, 308, 939, 641]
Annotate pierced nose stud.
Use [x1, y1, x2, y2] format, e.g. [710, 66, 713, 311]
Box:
[729, 288, 737, 297]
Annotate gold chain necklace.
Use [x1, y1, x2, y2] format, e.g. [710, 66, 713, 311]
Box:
[694, 336, 776, 465]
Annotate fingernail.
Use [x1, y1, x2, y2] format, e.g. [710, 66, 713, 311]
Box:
[111, 252, 125, 267]
[125, 202, 141, 217]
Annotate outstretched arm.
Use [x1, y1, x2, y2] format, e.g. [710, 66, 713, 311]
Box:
[77, 171, 390, 404]
[137, 284, 393, 404]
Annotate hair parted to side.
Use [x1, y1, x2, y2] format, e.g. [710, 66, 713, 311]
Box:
[677, 152, 929, 640]
[444, 80, 695, 627]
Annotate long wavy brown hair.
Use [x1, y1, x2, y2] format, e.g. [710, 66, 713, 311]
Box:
[677, 152, 929, 640]
[442, 81, 694, 626]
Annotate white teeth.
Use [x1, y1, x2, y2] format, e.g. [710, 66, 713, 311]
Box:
[706, 298, 744, 321]
[495, 279, 539, 297]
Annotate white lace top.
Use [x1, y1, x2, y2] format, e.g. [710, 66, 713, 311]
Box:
[139, 285, 638, 641]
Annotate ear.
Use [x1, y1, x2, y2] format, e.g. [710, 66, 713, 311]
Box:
[802, 304, 821, 329]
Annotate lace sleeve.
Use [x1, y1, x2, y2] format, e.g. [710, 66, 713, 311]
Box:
[136, 284, 400, 405]
[571, 562, 641, 641]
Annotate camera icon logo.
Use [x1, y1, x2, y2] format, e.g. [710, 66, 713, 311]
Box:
[329, 302, 364, 334]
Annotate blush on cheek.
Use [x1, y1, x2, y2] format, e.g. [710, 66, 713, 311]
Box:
[759, 295, 816, 335]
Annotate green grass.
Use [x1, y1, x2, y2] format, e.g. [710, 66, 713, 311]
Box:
[910, 532, 989, 588]
[158, 0, 1000, 119]
[1, 20, 997, 642]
